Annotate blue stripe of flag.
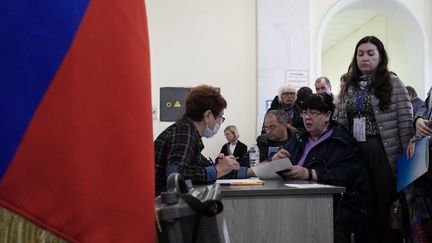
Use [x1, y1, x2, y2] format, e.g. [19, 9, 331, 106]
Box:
[0, 0, 90, 180]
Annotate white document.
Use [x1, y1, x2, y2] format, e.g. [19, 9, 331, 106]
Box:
[216, 178, 264, 184]
[284, 183, 335, 188]
[251, 158, 292, 180]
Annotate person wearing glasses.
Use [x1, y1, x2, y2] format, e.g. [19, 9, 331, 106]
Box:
[338, 36, 413, 242]
[154, 85, 255, 195]
[272, 93, 367, 243]
[261, 84, 304, 137]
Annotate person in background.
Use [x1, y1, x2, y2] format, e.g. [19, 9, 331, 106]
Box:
[219, 125, 248, 159]
[315, 76, 332, 95]
[406, 87, 432, 243]
[154, 85, 255, 195]
[217, 125, 248, 178]
[338, 36, 413, 242]
[295, 86, 313, 107]
[411, 86, 432, 138]
[406, 86, 425, 118]
[316, 76, 339, 118]
[262, 84, 303, 137]
[335, 73, 350, 119]
[340, 73, 349, 97]
[272, 93, 367, 243]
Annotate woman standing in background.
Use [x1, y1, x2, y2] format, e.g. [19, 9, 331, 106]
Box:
[338, 36, 413, 242]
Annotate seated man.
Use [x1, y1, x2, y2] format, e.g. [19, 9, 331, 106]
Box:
[257, 109, 290, 162]
[272, 93, 367, 243]
[154, 85, 255, 195]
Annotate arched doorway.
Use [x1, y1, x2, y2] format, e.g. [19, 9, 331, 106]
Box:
[316, 0, 428, 97]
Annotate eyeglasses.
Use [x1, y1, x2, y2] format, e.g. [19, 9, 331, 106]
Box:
[282, 92, 296, 97]
[218, 116, 226, 124]
[300, 110, 323, 118]
[211, 111, 225, 124]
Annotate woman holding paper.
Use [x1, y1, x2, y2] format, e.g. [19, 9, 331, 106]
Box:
[272, 93, 367, 243]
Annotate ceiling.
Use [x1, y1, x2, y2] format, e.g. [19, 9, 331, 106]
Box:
[322, 10, 379, 53]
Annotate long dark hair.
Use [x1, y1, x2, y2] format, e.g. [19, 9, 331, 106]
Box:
[343, 36, 392, 110]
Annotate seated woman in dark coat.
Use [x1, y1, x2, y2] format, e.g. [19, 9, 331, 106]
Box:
[218, 125, 248, 161]
[272, 93, 367, 243]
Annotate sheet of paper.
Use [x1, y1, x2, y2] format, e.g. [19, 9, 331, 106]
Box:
[251, 158, 292, 179]
[284, 183, 335, 188]
[216, 178, 264, 184]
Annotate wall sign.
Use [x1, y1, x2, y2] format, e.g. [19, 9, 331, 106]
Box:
[159, 87, 191, 122]
[285, 70, 309, 89]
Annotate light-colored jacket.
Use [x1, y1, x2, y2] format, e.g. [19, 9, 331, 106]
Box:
[337, 75, 414, 176]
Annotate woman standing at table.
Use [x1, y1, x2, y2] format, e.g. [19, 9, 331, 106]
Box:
[337, 36, 413, 242]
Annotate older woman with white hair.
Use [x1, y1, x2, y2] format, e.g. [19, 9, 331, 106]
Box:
[262, 84, 304, 137]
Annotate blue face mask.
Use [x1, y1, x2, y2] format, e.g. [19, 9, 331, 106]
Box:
[203, 121, 221, 138]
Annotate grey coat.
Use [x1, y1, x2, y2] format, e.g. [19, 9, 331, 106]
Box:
[337, 75, 414, 176]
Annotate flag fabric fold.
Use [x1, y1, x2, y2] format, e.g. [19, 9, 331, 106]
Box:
[0, 0, 154, 242]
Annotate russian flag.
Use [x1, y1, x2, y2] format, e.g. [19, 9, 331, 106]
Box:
[0, 0, 154, 242]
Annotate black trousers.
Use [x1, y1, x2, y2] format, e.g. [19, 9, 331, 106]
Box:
[335, 207, 365, 243]
[358, 137, 403, 243]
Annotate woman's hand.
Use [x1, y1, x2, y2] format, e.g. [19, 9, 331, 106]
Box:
[407, 141, 416, 159]
[271, 148, 291, 161]
[282, 165, 308, 180]
[415, 118, 432, 137]
[215, 156, 240, 178]
[246, 168, 256, 178]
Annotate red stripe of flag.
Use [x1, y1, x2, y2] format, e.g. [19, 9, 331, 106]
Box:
[0, 0, 154, 242]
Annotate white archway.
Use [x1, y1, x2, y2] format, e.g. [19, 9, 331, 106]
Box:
[315, 0, 429, 97]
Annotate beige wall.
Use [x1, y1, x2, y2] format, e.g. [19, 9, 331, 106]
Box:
[146, 0, 257, 157]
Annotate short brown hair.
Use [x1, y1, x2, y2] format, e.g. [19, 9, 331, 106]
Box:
[181, 85, 227, 122]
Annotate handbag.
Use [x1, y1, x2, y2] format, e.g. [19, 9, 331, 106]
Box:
[389, 192, 410, 238]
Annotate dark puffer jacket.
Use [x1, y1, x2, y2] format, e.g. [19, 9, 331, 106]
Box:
[282, 121, 368, 216]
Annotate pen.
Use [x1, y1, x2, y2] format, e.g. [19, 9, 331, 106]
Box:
[209, 157, 217, 165]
